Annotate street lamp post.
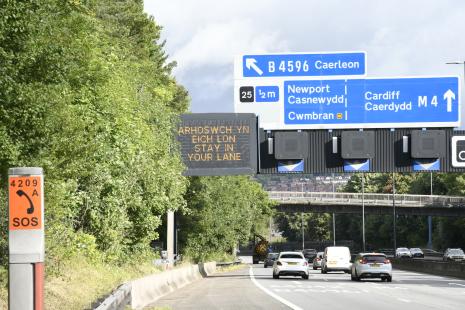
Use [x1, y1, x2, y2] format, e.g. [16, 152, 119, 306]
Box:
[392, 173, 397, 253]
[362, 173, 366, 252]
[446, 61, 465, 106]
[428, 173, 433, 249]
[332, 173, 336, 246]
[300, 179, 305, 250]
[301, 212, 305, 250]
[446, 61, 465, 80]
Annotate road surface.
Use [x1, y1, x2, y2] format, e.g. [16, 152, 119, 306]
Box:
[153, 262, 465, 309]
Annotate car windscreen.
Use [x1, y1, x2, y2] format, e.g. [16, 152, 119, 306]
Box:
[450, 249, 464, 255]
[303, 253, 316, 258]
[410, 248, 421, 251]
[398, 248, 409, 251]
[303, 249, 316, 254]
[363, 255, 386, 263]
[280, 254, 304, 259]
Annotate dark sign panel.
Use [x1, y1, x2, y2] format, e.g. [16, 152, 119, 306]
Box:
[177, 113, 257, 176]
[259, 129, 465, 174]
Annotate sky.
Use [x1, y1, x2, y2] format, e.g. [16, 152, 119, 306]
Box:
[144, 0, 465, 114]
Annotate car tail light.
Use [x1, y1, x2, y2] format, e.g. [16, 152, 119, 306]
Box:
[359, 259, 368, 264]
[316, 258, 321, 261]
[303, 261, 308, 266]
[277, 261, 282, 266]
[384, 259, 391, 264]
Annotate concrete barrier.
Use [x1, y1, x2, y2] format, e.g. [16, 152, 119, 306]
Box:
[91, 262, 217, 310]
[130, 262, 216, 309]
[392, 259, 465, 279]
[93, 283, 131, 310]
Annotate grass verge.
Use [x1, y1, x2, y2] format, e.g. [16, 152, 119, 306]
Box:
[0, 257, 237, 310]
[0, 256, 162, 310]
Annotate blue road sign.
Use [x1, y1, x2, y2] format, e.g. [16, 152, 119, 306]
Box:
[278, 160, 304, 173]
[284, 76, 460, 128]
[344, 159, 370, 172]
[413, 159, 440, 171]
[255, 86, 279, 102]
[242, 52, 366, 78]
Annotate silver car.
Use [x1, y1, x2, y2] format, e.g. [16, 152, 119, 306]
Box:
[351, 253, 392, 282]
[312, 252, 324, 270]
[395, 247, 412, 258]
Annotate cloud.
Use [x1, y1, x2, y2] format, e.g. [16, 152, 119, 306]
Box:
[171, 19, 288, 78]
[145, 0, 465, 114]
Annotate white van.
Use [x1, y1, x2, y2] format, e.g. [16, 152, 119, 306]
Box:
[321, 246, 351, 274]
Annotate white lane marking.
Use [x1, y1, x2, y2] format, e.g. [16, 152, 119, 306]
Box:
[249, 266, 303, 310]
[449, 283, 465, 287]
[397, 298, 411, 303]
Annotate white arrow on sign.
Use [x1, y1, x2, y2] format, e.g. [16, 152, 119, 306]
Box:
[443, 89, 455, 112]
[245, 58, 263, 75]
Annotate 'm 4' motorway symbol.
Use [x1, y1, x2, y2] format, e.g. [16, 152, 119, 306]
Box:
[418, 89, 456, 112]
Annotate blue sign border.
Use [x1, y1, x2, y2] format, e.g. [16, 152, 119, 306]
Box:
[282, 75, 460, 129]
[242, 51, 366, 78]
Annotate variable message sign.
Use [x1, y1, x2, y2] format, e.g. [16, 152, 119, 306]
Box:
[177, 114, 257, 176]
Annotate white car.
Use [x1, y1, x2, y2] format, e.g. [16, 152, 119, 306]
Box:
[396, 247, 412, 258]
[273, 252, 309, 279]
[351, 253, 392, 282]
[321, 246, 351, 274]
[443, 248, 465, 262]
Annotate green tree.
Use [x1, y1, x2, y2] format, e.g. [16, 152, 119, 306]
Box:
[180, 176, 272, 262]
[0, 0, 189, 269]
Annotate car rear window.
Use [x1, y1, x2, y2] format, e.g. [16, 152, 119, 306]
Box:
[363, 255, 386, 263]
[281, 254, 304, 259]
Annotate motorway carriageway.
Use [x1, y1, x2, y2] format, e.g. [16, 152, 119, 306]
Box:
[153, 257, 465, 310]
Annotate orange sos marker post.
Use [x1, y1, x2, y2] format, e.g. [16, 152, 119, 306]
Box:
[8, 167, 44, 310]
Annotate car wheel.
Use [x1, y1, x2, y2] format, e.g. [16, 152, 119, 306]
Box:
[273, 273, 279, 279]
[264, 265, 267, 268]
[387, 276, 392, 282]
[313, 267, 317, 270]
[351, 271, 357, 281]
[302, 274, 309, 280]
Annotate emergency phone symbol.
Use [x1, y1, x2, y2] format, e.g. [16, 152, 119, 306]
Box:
[16, 189, 35, 214]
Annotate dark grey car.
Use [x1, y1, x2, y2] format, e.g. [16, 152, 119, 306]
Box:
[264, 252, 279, 268]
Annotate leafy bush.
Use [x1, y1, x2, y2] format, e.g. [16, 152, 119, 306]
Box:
[0, 0, 188, 272]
